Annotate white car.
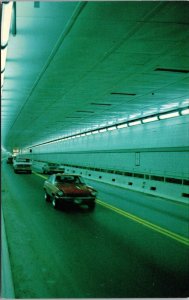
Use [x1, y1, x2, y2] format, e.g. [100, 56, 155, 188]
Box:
[13, 157, 32, 174]
[42, 163, 65, 174]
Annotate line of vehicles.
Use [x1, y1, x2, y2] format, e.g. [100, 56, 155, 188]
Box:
[6, 155, 97, 211]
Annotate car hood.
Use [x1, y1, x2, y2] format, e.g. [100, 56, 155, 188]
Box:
[57, 183, 93, 196]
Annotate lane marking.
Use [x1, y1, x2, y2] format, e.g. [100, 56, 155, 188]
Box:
[33, 171, 189, 246]
[97, 199, 189, 246]
[32, 171, 47, 180]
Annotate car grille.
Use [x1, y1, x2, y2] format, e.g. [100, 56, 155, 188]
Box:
[16, 164, 31, 168]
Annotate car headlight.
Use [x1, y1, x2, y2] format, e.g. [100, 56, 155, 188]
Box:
[91, 191, 97, 196]
[57, 191, 64, 197]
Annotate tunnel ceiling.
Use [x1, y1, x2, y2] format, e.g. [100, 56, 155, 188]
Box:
[2, 1, 189, 152]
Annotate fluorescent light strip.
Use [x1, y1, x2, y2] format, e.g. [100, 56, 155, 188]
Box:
[1, 2, 13, 47]
[181, 108, 189, 115]
[128, 120, 141, 126]
[117, 123, 127, 129]
[99, 128, 107, 133]
[92, 130, 99, 134]
[159, 111, 179, 120]
[107, 126, 116, 131]
[142, 116, 158, 123]
[1, 47, 7, 72]
[1, 73, 4, 87]
[27, 108, 188, 150]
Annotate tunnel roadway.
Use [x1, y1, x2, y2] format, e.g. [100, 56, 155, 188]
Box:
[2, 162, 189, 298]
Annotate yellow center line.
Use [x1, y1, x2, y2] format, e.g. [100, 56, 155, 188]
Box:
[97, 199, 189, 246]
[33, 171, 189, 246]
[33, 171, 47, 180]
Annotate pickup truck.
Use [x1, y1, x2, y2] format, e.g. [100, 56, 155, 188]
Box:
[13, 157, 32, 174]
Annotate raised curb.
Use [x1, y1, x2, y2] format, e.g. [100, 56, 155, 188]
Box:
[1, 208, 15, 298]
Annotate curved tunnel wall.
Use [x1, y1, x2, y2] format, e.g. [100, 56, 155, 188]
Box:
[24, 116, 189, 202]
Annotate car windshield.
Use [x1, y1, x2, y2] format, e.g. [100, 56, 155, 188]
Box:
[16, 158, 30, 162]
[56, 175, 84, 184]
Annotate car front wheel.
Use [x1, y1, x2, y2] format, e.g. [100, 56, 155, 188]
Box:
[52, 198, 59, 209]
[45, 192, 51, 202]
[88, 202, 96, 211]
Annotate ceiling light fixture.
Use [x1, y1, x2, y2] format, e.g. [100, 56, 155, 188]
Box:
[107, 126, 116, 131]
[1, 73, 4, 87]
[159, 111, 179, 120]
[117, 123, 128, 129]
[99, 128, 107, 133]
[1, 1, 13, 47]
[128, 120, 141, 126]
[92, 130, 99, 134]
[26, 107, 188, 150]
[181, 108, 189, 116]
[1, 47, 7, 72]
[142, 116, 158, 123]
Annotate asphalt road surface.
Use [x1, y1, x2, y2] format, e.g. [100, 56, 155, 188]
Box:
[2, 163, 189, 298]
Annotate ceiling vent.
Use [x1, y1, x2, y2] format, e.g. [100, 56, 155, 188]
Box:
[111, 92, 136, 96]
[76, 111, 94, 113]
[66, 117, 82, 119]
[155, 68, 189, 74]
[90, 103, 112, 106]
[34, 2, 40, 8]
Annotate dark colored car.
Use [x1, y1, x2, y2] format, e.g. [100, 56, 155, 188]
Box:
[44, 174, 97, 211]
[42, 162, 65, 174]
[7, 156, 13, 164]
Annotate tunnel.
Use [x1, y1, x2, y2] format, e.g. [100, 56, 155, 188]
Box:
[1, 1, 189, 298]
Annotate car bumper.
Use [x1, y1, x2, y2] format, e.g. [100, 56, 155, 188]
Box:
[14, 167, 32, 172]
[55, 196, 96, 205]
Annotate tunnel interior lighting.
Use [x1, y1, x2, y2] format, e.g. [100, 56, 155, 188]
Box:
[99, 128, 107, 133]
[155, 67, 189, 74]
[117, 123, 128, 129]
[111, 92, 136, 96]
[1, 72, 4, 87]
[107, 126, 116, 131]
[142, 116, 158, 123]
[1, 47, 7, 72]
[159, 111, 179, 120]
[92, 130, 99, 134]
[25, 106, 188, 150]
[128, 120, 141, 126]
[1, 2, 13, 47]
[181, 108, 189, 115]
